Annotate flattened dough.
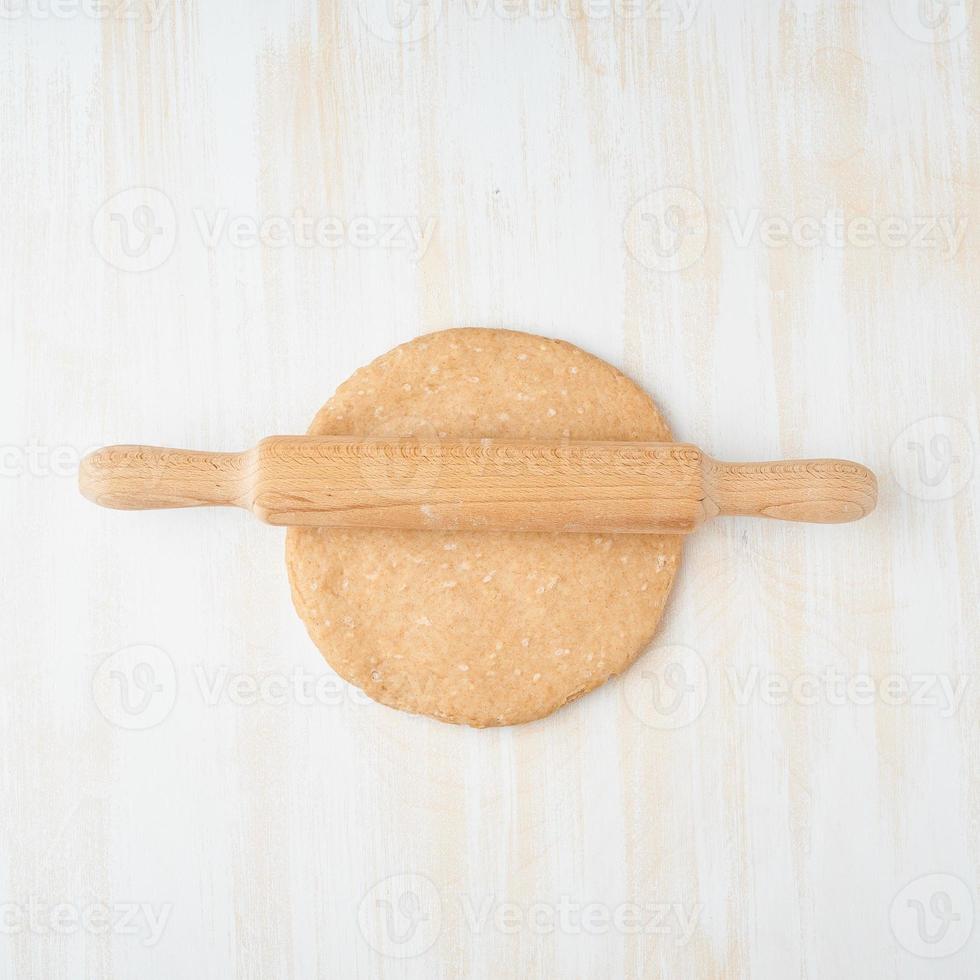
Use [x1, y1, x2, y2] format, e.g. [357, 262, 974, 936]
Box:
[286, 328, 682, 726]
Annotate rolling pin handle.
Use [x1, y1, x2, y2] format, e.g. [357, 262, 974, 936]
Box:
[704, 458, 878, 524]
[78, 445, 250, 511]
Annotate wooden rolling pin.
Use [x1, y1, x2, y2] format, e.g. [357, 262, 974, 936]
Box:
[78, 437, 877, 533]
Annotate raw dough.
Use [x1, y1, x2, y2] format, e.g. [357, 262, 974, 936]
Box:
[286, 328, 682, 726]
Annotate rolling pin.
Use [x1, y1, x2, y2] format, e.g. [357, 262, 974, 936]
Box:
[78, 437, 877, 533]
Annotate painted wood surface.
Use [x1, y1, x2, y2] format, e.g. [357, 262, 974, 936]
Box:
[1, 2, 977, 977]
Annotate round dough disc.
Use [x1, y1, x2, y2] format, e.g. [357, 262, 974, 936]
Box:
[286, 328, 682, 726]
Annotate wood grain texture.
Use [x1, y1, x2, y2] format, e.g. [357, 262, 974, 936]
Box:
[78, 437, 878, 531]
[0, 2, 977, 978]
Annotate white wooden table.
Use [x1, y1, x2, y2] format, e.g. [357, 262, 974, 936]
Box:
[1, 2, 977, 977]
